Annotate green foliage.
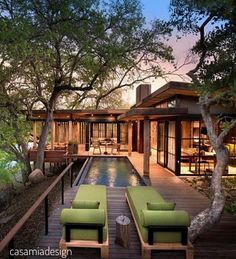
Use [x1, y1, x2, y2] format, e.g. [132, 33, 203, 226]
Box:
[0, 0, 173, 109]
[225, 200, 236, 215]
[0, 113, 31, 148]
[170, 0, 236, 106]
[0, 150, 22, 184]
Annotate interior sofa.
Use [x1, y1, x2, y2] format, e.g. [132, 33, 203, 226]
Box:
[126, 186, 193, 259]
[59, 185, 109, 258]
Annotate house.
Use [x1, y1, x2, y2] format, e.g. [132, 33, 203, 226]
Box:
[29, 81, 236, 176]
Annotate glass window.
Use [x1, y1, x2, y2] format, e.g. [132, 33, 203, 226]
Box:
[167, 121, 176, 171]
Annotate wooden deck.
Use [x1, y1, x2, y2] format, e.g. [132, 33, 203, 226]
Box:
[29, 152, 236, 258]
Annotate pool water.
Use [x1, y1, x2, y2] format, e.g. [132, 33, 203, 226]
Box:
[83, 157, 145, 187]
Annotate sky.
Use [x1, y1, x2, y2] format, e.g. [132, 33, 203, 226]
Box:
[141, 0, 170, 22]
[123, 0, 197, 105]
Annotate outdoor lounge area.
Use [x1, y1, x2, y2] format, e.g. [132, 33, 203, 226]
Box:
[25, 152, 236, 259]
[1, 2, 236, 259]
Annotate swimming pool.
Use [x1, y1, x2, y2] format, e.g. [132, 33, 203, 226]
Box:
[83, 157, 145, 187]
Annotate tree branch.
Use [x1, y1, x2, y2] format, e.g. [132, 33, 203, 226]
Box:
[187, 14, 214, 79]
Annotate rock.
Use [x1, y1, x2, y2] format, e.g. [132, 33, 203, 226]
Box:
[196, 180, 205, 188]
[29, 169, 45, 184]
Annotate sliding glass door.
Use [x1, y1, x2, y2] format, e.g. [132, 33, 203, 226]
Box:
[157, 121, 176, 172]
[157, 122, 165, 165]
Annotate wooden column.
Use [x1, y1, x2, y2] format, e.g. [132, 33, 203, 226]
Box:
[68, 121, 73, 141]
[143, 118, 150, 177]
[137, 121, 144, 153]
[77, 122, 80, 143]
[85, 123, 90, 151]
[77, 122, 80, 154]
[51, 120, 55, 150]
[33, 121, 37, 148]
[128, 122, 132, 156]
[117, 123, 121, 143]
[55, 122, 59, 143]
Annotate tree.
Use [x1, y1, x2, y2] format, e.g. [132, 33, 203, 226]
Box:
[170, 0, 236, 242]
[0, 91, 32, 184]
[0, 21, 32, 183]
[0, 0, 174, 170]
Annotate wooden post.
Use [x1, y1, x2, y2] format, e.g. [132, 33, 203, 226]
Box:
[137, 121, 144, 153]
[51, 120, 55, 150]
[115, 215, 130, 248]
[85, 122, 90, 151]
[128, 122, 132, 156]
[117, 123, 121, 143]
[77, 122, 80, 154]
[68, 121, 72, 141]
[143, 118, 150, 177]
[33, 121, 37, 148]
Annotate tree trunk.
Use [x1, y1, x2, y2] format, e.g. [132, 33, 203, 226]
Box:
[20, 142, 32, 183]
[188, 101, 228, 242]
[35, 109, 53, 170]
[188, 148, 227, 242]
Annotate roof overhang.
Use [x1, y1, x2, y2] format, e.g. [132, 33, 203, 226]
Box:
[118, 107, 188, 121]
[29, 109, 129, 121]
[134, 81, 198, 108]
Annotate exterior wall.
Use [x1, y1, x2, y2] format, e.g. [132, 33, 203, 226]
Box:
[178, 96, 236, 115]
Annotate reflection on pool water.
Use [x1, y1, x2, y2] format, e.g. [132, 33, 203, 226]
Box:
[83, 157, 145, 187]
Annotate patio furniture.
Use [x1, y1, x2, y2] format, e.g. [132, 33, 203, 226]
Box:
[91, 138, 102, 155]
[59, 185, 109, 258]
[111, 143, 120, 155]
[115, 215, 130, 247]
[126, 186, 193, 259]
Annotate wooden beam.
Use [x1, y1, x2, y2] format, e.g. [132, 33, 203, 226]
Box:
[128, 122, 132, 156]
[33, 121, 37, 148]
[143, 118, 150, 177]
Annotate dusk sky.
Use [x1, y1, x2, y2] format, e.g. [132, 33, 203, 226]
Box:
[141, 0, 170, 22]
[124, 0, 197, 105]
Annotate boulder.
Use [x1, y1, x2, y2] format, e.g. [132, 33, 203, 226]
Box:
[29, 169, 44, 184]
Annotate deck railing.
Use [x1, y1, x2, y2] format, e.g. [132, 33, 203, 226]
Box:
[0, 162, 74, 258]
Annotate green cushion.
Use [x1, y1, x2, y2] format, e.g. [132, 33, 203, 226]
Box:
[141, 210, 190, 227]
[126, 186, 191, 243]
[72, 200, 100, 209]
[60, 208, 105, 226]
[61, 185, 108, 242]
[147, 202, 175, 211]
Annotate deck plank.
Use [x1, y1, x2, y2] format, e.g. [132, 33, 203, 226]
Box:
[28, 152, 236, 258]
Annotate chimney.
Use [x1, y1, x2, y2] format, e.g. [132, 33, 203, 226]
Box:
[136, 84, 151, 104]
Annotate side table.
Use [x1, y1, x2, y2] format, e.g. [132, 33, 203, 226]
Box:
[115, 215, 130, 248]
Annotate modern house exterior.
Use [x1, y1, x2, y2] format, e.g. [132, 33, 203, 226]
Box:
[29, 81, 236, 176]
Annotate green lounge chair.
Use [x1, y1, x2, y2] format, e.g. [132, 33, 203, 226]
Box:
[126, 186, 193, 259]
[59, 185, 109, 258]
